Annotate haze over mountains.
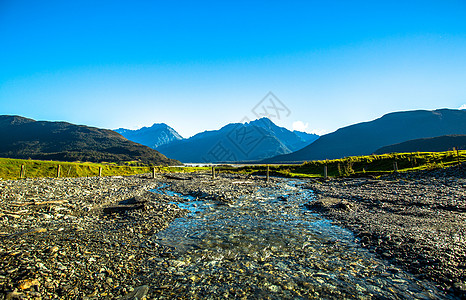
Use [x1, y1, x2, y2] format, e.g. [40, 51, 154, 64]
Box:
[0, 116, 179, 165]
[265, 109, 466, 163]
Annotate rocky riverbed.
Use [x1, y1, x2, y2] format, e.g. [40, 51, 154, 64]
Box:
[0, 167, 464, 299]
[305, 165, 466, 298]
[0, 175, 188, 299]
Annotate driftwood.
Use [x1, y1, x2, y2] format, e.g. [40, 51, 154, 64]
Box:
[0, 208, 28, 215]
[103, 204, 145, 214]
[103, 196, 149, 214]
[163, 175, 192, 181]
[10, 200, 67, 207]
[0, 213, 21, 218]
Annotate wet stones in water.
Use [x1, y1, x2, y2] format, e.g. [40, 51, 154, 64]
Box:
[151, 179, 451, 299]
[278, 196, 288, 202]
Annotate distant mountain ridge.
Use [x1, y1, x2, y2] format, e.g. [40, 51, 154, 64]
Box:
[115, 123, 182, 149]
[0, 115, 180, 165]
[156, 118, 319, 163]
[375, 135, 466, 154]
[265, 109, 466, 163]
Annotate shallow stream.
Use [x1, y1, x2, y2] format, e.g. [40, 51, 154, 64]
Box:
[150, 181, 452, 299]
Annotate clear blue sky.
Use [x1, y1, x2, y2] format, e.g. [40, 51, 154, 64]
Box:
[1, 0, 466, 137]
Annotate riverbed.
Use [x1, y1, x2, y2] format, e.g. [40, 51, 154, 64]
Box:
[0, 172, 462, 299]
[149, 178, 451, 299]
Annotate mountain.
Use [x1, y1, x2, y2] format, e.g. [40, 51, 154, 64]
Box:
[265, 109, 466, 163]
[0, 115, 180, 165]
[249, 118, 319, 151]
[115, 123, 183, 149]
[156, 118, 319, 163]
[375, 135, 466, 154]
[293, 130, 318, 143]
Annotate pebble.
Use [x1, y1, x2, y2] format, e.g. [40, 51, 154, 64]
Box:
[121, 285, 149, 300]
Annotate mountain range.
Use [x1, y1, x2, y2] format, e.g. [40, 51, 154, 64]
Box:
[0, 115, 179, 165]
[265, 109, 466, 163]
[115, 124, 183, 148]
[148, 118, 319, 163]
[2, 108, 465, 166]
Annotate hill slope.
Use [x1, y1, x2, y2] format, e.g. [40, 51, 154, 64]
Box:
[375, 135, 466, 154]
[115, 123, 183, 149]
[157, 118, 318, 163]
[265, 109, 466, 162]
[0, 115, 180, 165]
[293, 130, 319, 145]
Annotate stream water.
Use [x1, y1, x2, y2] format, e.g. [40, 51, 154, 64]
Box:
[150, 181, 452, 299]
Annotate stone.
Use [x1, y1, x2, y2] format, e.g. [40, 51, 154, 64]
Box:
[18, 278, 40, 290]
[121, 285, 149, 300]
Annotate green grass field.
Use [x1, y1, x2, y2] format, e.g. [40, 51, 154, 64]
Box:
[0, 150, 463, 180]
[0, 158, 209, 180]
[229, 150, 465, 178]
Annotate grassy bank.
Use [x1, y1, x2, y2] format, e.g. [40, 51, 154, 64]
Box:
[1, 150, 463, 180]
[230, 150, 465, 178]
[0, 158, 209, 180]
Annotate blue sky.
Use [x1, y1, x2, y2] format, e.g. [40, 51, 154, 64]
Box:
[1, 1, 466, 137]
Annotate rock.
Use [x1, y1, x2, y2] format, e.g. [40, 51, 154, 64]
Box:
[21, 227, 47, 235]
[5, 291, 25, 299]
[120, 285, 149, 300]
[18, 278, 40, 290]
[335, 200, 352, 211]
[278, 196, 288, 202]
[268, 284, 281, 293]
[47, 246, 59, 253]
[453, 281, 466, 293]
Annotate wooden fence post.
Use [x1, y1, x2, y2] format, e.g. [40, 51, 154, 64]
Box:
[266, 165, 270, 182]
[99, 167, 102, 177]
[152, 167, 156, 179]
[456, 147, 461, 166]
[212, 166, 215, 179]
[20, 165, 25, 179]
[393, 161, 398, 172]
[324, 165, 328, 178]
[57, 165, 61, 178]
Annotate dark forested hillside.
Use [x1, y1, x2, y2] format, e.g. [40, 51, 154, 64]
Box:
[0, 115, 180, 165]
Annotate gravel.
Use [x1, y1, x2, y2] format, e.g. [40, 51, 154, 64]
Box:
[1, 165, 464, 299]
[0, 175, 187, 299]
[304, 164, 466, 298]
